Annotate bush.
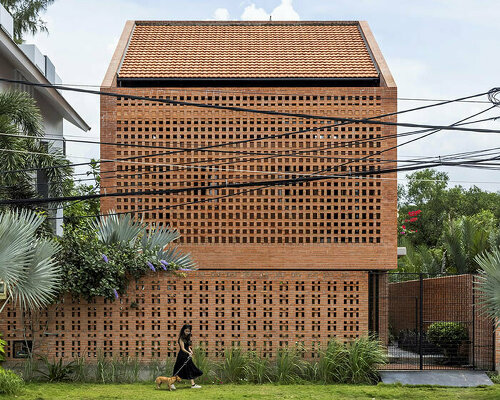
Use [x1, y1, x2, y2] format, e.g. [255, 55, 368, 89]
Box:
[220, 347, 246, 383]
[36, 355, 76, 382]
[427, 322, 468, 364]
[318, 336, 387, 384]
[0, 368, 24, 395]
[242, 351, 272, 384]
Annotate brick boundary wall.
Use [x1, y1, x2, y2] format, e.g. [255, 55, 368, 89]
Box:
[0, 270, 370, 362]
[389, 274, 497, 370]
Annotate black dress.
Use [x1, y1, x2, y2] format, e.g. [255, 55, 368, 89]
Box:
[172, 337, 203, 380]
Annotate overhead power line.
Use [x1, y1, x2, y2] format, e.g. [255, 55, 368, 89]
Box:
[0, 77, 498, 134]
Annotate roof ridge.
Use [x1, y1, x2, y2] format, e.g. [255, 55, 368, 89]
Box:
[134, 20, 361, 27]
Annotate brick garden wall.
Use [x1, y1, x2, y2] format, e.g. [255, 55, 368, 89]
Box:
[0, 270, 369, 362]
[389, 275, 496, 370]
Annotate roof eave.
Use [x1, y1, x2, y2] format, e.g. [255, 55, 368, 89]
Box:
[0, 29, 91, 131]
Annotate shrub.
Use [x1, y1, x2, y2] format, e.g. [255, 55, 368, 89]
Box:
[36, 355, 76, 382]
[273, 346, 306, 384]
[243, 351, 272, 384]
[427, 322, 469, 364]
[220, 347, 246, 383]
[0, 368, 24, 395]
[344, 336, 387, 384]
[318, 339, 349, 383]
[318, 336, 386, 384]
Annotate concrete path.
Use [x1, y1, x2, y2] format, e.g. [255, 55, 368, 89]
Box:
[379, 370, 493, 387]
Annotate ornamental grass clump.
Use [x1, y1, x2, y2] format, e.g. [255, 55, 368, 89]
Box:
[273, 346, 307, 384]
[243, 351, 272, 384]
[220, 347, 246, 383]
[344, 336, 387, 384]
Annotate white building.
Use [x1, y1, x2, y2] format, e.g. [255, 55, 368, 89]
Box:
[0, 4, 90, 234]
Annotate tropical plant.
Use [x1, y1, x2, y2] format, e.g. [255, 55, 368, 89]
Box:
[397, 237, 443, 276]
[0, 90, 73, 206]
[0, 209, 61, 314]
[243, 351, 272, 384]
[36, 355, 76, 382]
[93, 212, 196, 270]
[475, 246, 500, 328]
[0, 0, 55, 43]
[0, 333, 6, 362]
[344, 336, 387, 384]
[220, 347, 246, 383]
[443, 217, 490, 273]
[0, 368, 24, 395]
[426, 322, 468, 364]
[273, 346, 306, 384]
[58, 212, 196, 301]
[318, 339, 349, 383]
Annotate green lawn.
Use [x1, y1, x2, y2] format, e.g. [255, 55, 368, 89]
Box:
[3, 383, 500, 400]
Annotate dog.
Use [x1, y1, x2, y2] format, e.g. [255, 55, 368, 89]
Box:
[155, 375, 181, 390]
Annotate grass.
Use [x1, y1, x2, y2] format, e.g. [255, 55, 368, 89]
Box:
[3, 382, 500, 400]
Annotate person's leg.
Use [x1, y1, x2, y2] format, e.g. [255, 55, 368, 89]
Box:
[191, 379, 195, 385]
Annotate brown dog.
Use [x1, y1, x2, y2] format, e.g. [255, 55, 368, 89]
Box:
[155, 375, 181, 390]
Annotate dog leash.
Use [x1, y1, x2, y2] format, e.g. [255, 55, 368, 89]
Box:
[173, 354, 192, 377]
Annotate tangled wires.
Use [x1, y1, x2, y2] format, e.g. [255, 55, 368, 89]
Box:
[488, 87, 500, 106]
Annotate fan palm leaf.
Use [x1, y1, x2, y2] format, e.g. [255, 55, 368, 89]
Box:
[93, 212, 143, 246]
[141, 224, 180, 252]
[0, 209, 43, 286]
[12, 238, 61, 311]
[474, 247, 500, 328]
[158, 246, 196, 270]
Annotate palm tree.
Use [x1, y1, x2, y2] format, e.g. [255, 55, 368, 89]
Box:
[474, 247, 500, 328]
[93, 212, 196, 270]
[0, 90, 73, 208]
[0, 208, 61, 314]
[442, 217, 490, 273]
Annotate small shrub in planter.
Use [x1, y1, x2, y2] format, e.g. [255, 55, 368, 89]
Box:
[426, 322, 468, 365]
[0, 368, 24, 395]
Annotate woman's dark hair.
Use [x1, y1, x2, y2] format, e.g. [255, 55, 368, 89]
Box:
[179, 324, 192, 342]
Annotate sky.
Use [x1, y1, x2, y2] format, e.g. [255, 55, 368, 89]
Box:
[24, 0, 500, 192]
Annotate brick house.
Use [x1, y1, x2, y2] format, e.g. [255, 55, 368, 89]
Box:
[1, 21, 397, 361]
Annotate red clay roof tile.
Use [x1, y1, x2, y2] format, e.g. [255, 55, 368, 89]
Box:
[118, 22, 379, 79]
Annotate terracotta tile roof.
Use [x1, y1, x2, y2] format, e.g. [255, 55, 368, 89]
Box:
[118, 22, 379, 79]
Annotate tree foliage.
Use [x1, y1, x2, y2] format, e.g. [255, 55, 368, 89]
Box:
[0, 90, 73, 210]
[0, 0, 55, 43]
[397, 168, 500, 274]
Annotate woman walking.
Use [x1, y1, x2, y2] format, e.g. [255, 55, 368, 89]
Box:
[172, 324, 203, 389]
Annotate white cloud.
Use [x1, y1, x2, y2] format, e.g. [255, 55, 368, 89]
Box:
[241, 3, 269, 20]
[213, 8, 230, 20]
[271, 0, 300, 20]
[241, 0, 300, 21]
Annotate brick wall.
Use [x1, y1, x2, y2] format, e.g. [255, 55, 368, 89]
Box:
[389, 275, 496, 370]
[0, 270, 369, 362]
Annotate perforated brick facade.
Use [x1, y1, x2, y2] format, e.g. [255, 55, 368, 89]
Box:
[0, 21, 398, 362]
[0, 271, 368, 361]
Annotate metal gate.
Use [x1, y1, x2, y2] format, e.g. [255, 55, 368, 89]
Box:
[369, 272, 495, 370]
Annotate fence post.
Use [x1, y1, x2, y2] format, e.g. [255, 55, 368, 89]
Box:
[419, 273, 424, 370]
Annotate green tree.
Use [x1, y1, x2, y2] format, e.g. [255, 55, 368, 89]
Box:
[442, 216, 490, 273]
[0, 0, 55, 43]
[397, 236, 443, 276]
[0, 208, 61, 314]
[0, 90, 73, 213]
[398, 169, 450, 247]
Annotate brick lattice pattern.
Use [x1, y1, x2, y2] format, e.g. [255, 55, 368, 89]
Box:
[1, 271, 368, 361]
[100, 86, 397, 270]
